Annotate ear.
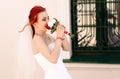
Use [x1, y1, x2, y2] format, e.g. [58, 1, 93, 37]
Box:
[33, 22, 38, 29]
[33, 22, 36, 26]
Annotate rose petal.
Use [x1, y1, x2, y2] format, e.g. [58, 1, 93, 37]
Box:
[53, 18, 57, 21]
[64, 31, 69, 34]
[51, 18, 56, 23]
[48, 21, 54, 27]
[45, 23, 51, 30]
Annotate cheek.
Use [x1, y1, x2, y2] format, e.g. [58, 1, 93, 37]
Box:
[38, 21, 44, 26]
[37, 20, 47, 28]
[39, 22, 46, 29]
[42, 22, 47, 27]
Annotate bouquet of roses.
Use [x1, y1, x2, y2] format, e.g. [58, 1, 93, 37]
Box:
[45, 18, 74, 38]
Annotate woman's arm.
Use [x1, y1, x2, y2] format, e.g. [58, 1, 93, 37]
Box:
[60, 24, 70, 51]
[33, 24, 64, 64]
[61, 34, 70, 51]
[33, 36, 62, 64]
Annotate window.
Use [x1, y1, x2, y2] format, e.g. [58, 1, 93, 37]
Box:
[70, 0, 120, 63]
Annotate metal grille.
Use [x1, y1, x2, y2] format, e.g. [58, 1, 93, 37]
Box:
[77, 0, 96, 47]
[70, 0, 120, 63]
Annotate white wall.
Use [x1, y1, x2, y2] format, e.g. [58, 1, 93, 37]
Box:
[65, 63, 120, 79]
[0, 0, 120, 79]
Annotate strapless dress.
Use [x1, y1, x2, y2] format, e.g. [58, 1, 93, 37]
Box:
[34, 43, 72, 79]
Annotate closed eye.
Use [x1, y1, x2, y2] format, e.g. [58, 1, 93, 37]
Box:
[42, 16, 49, 21]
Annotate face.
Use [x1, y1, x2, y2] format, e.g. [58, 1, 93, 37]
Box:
[34, 11, 49, 32]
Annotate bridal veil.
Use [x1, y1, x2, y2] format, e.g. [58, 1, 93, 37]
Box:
[16, 25, 36, 79]
[11, 25, 44, 79]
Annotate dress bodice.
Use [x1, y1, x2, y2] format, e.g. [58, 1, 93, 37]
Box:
[34, 42, 63, 71]
[34, 43, 72, 79]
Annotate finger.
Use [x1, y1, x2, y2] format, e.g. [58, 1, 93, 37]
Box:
[61, 25, 65, 28]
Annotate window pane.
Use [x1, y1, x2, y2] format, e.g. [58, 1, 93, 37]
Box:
[77, 0, 96, 47]
[107, 0, 120, 47]
[70, 0, 120, 63]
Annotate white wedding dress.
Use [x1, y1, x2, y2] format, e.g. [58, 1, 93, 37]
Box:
[15, 25, 72, 79]
[34, 42, 72, 79]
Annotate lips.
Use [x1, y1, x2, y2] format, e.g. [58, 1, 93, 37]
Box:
[45, 23, 51, 30]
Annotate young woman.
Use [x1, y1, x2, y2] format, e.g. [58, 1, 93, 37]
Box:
[18, 5, 72, 79]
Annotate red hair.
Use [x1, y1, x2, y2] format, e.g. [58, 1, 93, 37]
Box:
[28, 5, 46, 37]
[29, 5, 46, 26]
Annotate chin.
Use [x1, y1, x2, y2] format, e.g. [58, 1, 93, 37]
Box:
[43, 29, 47, 33]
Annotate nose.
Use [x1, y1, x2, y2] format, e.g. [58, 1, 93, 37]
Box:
[46, 18, 49, 22]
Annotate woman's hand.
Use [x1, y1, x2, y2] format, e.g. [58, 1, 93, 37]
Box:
[56, 23, 65, 38]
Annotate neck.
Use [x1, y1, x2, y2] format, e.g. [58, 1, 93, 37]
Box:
[35, 31, 46, 36]
[35, 27, 46, 36]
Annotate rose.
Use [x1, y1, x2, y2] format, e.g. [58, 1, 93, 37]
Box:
[45, 18, 74, 38]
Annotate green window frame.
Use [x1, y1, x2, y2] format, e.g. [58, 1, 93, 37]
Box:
[70, 0, 120, 64]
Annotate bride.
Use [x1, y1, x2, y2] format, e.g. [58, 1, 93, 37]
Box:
[17, 5, 72, 79]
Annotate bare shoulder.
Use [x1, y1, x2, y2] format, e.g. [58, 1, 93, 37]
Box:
[32, 35, 43, 44]
[32, 35, 48, 54]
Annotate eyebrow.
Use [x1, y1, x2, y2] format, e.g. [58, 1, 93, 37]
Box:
[43, 16, 49, 18]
